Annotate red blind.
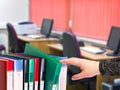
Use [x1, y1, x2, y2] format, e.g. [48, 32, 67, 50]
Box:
[30, 0, 70, 31]
[71, 0, 120, 40]
[30, 0, 120, 40]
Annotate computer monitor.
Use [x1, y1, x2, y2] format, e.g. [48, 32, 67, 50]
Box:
[40, 18, 54, 38]
[106, 26, 120, 56]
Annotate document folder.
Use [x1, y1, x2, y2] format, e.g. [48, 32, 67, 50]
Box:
[0, 58, 14, 90]
[24, 43, 62, 90]
[0, 54, 36, 90]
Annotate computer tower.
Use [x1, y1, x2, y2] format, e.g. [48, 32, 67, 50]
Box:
[101, 82, 120, 90]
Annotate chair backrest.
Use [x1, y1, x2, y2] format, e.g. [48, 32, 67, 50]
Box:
[62, 31, 81, 58]
[0, 45, 6, 54]
[62, 31, 82, 84]
[6, 23, 23, 53]
[40, 18, 54, 38]
[0, 45, 5, 50]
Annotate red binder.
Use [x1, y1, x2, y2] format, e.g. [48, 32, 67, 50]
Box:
[0, 58, 14, 90]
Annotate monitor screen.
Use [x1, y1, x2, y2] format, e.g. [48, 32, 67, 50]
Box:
[107, 26, 120, 51]
[40, 18, 54, 38]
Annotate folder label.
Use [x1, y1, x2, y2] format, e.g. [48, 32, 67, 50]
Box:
[35, 81, 38, 90]
[52, 84, 58, 90]
[7, 71, 13, 90]
[40, 81, 44, 90]
[29, 82, 34, 90]
[24, 82, 28, 90]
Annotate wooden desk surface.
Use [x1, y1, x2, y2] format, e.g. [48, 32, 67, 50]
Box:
[18, 35, 59, 53]
[18, 34, 58, 42]
[47, 43, 118, 61]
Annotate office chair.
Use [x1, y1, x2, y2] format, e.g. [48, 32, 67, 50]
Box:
[0, 44, 6, 54]
[6, 23, 25, 53]
[40, 18, 54, 38]
[62, 31, 96, 90]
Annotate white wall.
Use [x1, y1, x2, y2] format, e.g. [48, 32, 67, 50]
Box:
[0, 0, 29, 25]
[0, 0, 29, 53]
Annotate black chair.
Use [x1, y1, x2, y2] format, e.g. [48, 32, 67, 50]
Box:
[40, 18, 54, 38]
[6, 23, 25, 53]
[62, 31, 96, 90]
[0, 44, 6, 54]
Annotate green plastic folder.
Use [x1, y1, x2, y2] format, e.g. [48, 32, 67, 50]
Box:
[24, 43, 62, 90]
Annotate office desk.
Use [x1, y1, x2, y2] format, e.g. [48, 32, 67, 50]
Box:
[47, 43, 118, 60]
[18, 35, 59, 53]
[47, 43, 120, 90]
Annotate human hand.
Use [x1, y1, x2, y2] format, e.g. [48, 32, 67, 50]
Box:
[60, 57, 100, 80]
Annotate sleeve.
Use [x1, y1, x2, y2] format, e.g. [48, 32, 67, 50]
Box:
[99, 58, 120, 76]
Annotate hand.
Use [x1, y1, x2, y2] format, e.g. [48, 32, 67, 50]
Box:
[60, 57, 100, 80]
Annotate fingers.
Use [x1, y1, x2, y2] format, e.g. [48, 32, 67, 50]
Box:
[71, 72, 87, 80]
[60, 59, 71, 64]
[60, 58, 83, 67]
[60, 57, 99, 81]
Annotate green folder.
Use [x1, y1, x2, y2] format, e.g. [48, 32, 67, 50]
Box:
[24, 43, 62, 90]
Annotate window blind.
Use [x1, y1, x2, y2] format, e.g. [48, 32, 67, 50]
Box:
[30, 0, 70, 31]
[71, 0, 120, 40]
[30, 0, 120, 41]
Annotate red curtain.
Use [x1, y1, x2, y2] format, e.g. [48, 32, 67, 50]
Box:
[71, 0, 120, 40]
[30, 0, 70, 31]
[30, 0, 120, 40]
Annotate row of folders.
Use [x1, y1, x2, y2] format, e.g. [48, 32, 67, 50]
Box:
[0, 43, 67, 90]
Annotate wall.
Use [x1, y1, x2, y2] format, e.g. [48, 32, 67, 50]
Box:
[0, 0, 29, 53]
[0, 0, 29, 25]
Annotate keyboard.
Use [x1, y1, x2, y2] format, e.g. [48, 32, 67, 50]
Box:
[27, 34, 45, 39]
[81, 46, 105, 54]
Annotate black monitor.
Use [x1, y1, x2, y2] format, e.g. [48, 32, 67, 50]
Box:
[106, 26, 120, 56]
[40, 18, 54, 38]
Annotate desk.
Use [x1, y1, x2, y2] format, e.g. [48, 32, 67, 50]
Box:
[47, 43, 118, 60]
[18, 35, 59, 53]
[47, 43, 120, 90]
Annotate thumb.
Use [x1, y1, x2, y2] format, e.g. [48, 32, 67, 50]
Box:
[71, 72, 87, 80]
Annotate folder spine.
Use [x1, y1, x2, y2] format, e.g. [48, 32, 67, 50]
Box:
[28, 59, 34, 90]
[13, 59, 23, 90]
[39, 58, 45, 90]
[7, 60, 14, 90]
[24, 59, 29, 90]
[34, 58, 40, 90]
